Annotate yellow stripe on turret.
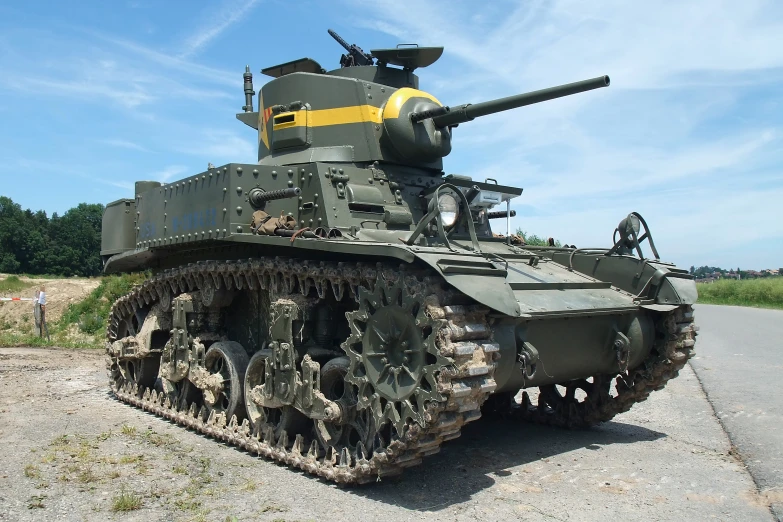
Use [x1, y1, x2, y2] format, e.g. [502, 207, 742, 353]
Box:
[258, 88, 441, 137]
[309, 105, 382, 126]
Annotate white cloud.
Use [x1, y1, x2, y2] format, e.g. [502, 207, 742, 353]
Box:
[10, 159, 134, 191]
[2, 75, 154, 108]
[345, 0, 783, 269]
[178, 0, 262, 58]
[153, 165, 189, 183]
[174, 130, 256, 163]
[0, 36, 236, 110]
[88, 32, 237, 87]
[100, 139, 149, 152]
[353, 0, 783, 90]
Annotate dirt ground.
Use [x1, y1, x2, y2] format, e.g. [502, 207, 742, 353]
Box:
[0, 275, 100, 333]
[0, 347, 774, 522]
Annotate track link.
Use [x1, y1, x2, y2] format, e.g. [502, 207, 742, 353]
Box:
[107, 258, 497, 484]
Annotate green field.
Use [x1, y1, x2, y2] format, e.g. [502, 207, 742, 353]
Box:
[0, 275, 34, 294]
[697, 277, 783, 310]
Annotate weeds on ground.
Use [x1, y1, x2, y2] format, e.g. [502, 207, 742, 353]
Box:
[259, 502, 289, 513]
[0, 275, 34, 294]
[27, 495, 46, 509]
[111, 489, 143, 512]
[23, 429, 263, 518]
[60, 272, 149, 336]
[697, 277, 783, 309]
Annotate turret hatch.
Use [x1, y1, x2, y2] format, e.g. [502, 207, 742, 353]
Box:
[262, 58, 325, 78]
[371, 47, 443, 70]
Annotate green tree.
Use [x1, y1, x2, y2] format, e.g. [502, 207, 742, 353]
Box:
[0, 196, 104, 276]
[514, 228, 562, 247]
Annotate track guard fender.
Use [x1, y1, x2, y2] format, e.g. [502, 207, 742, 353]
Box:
[411, 252, 522, 317]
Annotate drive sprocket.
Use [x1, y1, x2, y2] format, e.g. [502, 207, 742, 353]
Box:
[343, 276, 452, 438]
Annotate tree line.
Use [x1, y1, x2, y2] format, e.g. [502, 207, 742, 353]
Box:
[0, 196, 104, 277]
[689, 265, 781, 279]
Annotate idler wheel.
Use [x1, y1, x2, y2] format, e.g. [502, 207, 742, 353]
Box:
[203, 341, 249, 421]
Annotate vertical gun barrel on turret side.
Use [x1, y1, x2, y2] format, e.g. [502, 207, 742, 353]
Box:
[410, 75, 610, 127]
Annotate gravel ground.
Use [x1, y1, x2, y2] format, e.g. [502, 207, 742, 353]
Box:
[0, 347, 774, 521]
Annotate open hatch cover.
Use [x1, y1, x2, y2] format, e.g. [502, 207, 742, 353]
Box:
[370, 47, 443, 70]
[262, 58, 326, 78]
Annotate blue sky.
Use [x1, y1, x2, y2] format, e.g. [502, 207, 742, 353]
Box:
[1, 0, 781, 270]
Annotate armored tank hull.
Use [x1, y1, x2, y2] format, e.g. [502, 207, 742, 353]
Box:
[101, 30, 698, 484]
[103, 166, 697, 484]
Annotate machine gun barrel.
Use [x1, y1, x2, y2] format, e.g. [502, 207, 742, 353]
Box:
[413, 75, 610, 128]
[487, 210, 517, 219]
[328, 29, 352, 53]
[328, 28, 373, 66]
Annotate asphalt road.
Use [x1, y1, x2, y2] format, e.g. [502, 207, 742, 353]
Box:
[691, 304, 783, 520]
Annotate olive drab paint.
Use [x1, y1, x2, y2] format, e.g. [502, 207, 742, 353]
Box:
[100, 29, 698, 483]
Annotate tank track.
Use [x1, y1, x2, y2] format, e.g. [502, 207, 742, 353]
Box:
[510, 305, 698, 428]
[106, 258, 497, 484]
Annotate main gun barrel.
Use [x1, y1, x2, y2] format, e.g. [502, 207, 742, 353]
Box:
[415, 75, 610, 128]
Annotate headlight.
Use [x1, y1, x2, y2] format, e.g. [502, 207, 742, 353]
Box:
[437, 193, 459, 228]
[619, 213, 641, 237]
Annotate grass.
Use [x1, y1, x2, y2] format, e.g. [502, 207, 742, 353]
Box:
[0, 275, 34, 294]
[697, 277, 783, 310]
[59, 272, 149, 336]
[111, 489, 143, 512]
[25, 430, 264, 517]
[0, 271, 149, 348]
[27, 495, 46, 509]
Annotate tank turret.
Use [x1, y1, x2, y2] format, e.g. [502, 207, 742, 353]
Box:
[237, 30, 608, 171]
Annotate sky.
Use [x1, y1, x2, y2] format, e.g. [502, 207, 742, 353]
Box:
[0, 0, 781, 270]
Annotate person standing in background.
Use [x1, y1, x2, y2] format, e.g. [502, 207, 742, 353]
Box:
[33, 288, 41, 337]
[38, 286, 49, 341]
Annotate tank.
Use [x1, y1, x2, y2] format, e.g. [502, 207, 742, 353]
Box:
[101, 30, 698, 484]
